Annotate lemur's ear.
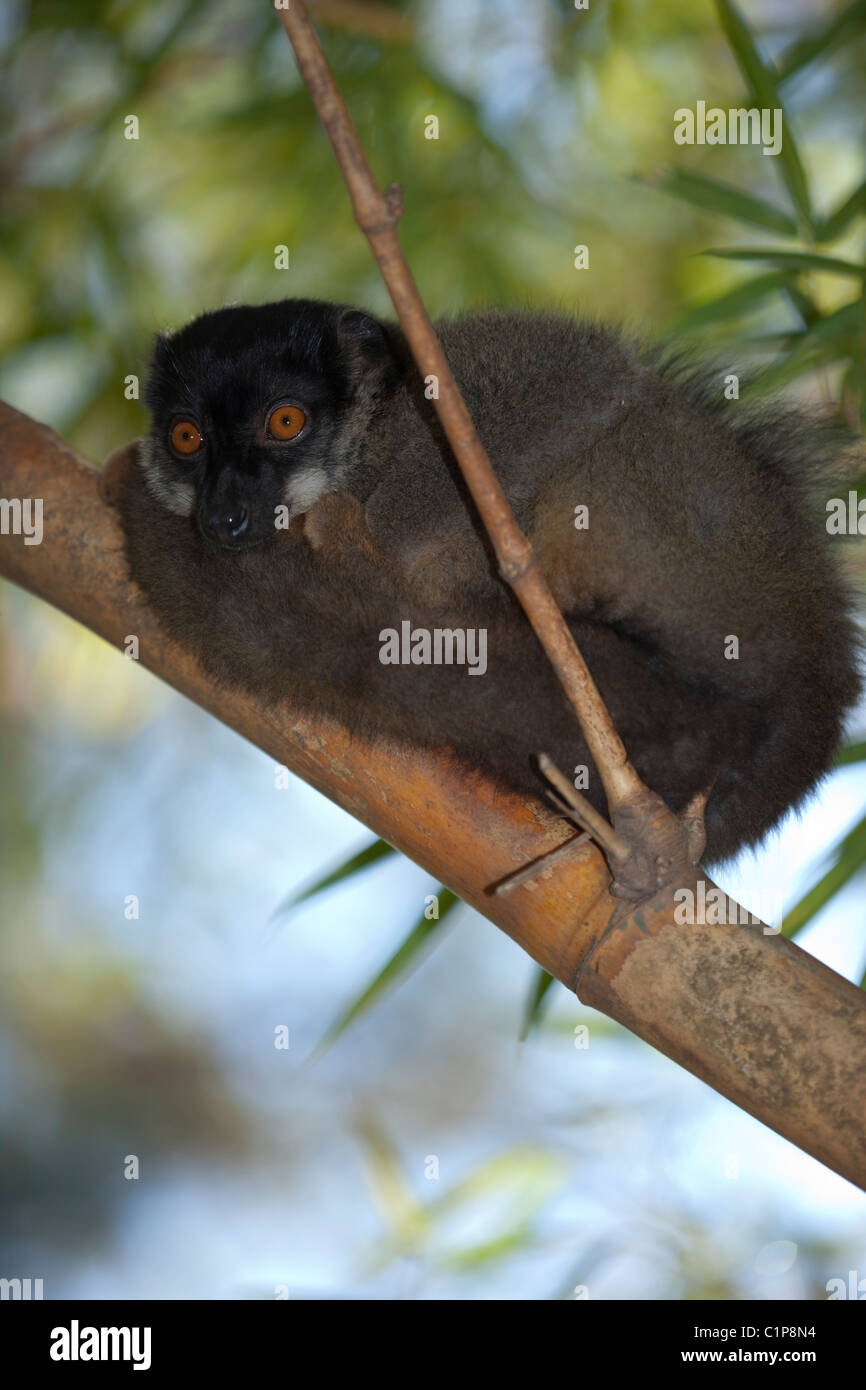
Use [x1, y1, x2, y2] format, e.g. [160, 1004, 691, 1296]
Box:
[151, 328, 174, 356]
[336, 308, 396, 392]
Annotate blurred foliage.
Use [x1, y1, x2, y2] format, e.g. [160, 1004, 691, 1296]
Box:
[355, 1112, 567, 1276]
[655, 0, 866, 419]
[1, 0, 866, 1297]
[0, 689, 255, 1268]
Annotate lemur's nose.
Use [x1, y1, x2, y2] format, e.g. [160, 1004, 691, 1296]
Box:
[225, 506, 248, 538]
[204, 505, 249, 547]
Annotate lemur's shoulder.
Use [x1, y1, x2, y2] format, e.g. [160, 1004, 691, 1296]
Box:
[432, 309, 646, 410]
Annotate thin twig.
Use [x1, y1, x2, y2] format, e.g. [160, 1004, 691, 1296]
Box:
[536, 754, 629, 861]
[493, 832, 590, 896]
[274, 0, 645, 818]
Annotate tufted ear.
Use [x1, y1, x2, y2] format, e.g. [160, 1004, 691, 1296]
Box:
[336, 308, 397, 393]
[150, 328, 175, 360]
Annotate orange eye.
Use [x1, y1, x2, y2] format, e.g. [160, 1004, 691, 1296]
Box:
[267, 404, 306, 441]
[170, 420, 203, 456]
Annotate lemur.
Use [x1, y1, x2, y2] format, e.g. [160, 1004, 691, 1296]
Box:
[113, 299, 862, 863]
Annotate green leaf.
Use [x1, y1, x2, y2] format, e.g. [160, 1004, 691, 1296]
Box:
[742, 330, 801, 346]
[715, 0, 813, 233]
[782, 284, 820, 328]
[313, 889, 460, 1054]
[431, 1149, 565, 1228]
[835, 740, 866, 767]
[645, 168, 797, 235]
[519, 966, 556, 1041]
[704, 247, 866, 278]
[354, 1115, 429, 1249]
[442, 1227, 536, 1269]
[670, 268, 793, 332]
[272, 836, 396, 916]
[787, 297, 860, 348]
[742, 299, 862, 393]
[363, 1142, 565, 1270]
[782, 813, 866, 938]
[817, 180, 866, 244]
[777, 0, 866, 82]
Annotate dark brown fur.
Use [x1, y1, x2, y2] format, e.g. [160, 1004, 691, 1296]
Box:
[115, 301, 862, 863]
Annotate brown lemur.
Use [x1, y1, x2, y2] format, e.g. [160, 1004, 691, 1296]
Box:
[113, 298, 862, 864]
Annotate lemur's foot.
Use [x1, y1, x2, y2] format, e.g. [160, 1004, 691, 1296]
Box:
[495, 756, 711, 909]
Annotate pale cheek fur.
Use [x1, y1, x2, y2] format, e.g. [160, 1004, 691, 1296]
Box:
[283, 466, 332, 516]
[139, 437, 196, 518]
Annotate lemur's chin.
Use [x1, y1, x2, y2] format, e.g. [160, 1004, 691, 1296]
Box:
[223, 538, 270, 553]
[198, 527, 273, 554]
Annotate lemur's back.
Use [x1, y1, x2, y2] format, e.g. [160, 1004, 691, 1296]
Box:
[364, 309, 861, 858]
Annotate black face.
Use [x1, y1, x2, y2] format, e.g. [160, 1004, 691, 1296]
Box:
[142, 299, 398, 550]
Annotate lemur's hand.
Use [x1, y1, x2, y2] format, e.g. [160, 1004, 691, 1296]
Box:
[302, 490, 380, 565]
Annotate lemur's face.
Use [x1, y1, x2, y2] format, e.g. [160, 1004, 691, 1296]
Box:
[142, 299, 396, 550]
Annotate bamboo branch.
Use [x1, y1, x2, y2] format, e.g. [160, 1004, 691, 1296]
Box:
[1, 405, 865, 1190]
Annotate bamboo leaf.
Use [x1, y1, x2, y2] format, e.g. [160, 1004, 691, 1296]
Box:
[645, 168, 797, 235]
[443, 1227, 535, 1268]
[670, 269, 793, 332]
[742, 299, 862, 392]
[519, 966, 556, 1040]
[704, 247, 866, 278]
[431, 1148, 564, 1225]
[783, 813, 866, 938]
[272, 836, 396, 916]
[354, 1115, 428, 1246]
[777, 0, 866, 82]
[782, 284, 819, 327]
[715, 0, 813, 232]
[314, 889, 460, 1053]
[835, 740, 866, 767]
[817, 180, 866, 244]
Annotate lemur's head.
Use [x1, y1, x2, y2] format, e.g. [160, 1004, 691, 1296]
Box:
[142, 299, 400, 550]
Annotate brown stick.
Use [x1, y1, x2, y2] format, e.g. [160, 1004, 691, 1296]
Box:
[310, 0, 412, 43]
[275, 0, 642, 817]
[1, 406, 865, 1190]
